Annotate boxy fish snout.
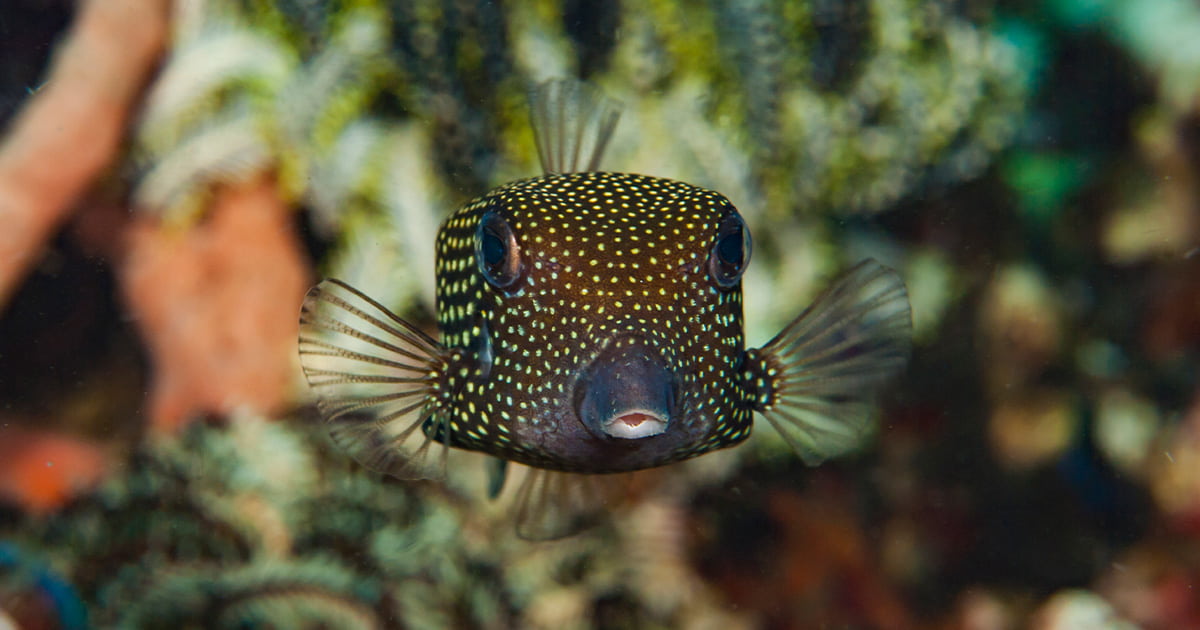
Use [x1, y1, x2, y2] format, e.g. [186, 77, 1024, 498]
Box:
[575, 336, 676, 440]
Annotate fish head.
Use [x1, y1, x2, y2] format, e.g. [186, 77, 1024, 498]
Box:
[434, 171, 756, 472]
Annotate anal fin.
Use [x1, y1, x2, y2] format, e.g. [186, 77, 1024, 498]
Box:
[505, 465, 633, 541]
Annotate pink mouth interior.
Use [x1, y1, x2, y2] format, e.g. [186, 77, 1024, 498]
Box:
[602, 410, 668, 439]
[617, 412, 654, 427]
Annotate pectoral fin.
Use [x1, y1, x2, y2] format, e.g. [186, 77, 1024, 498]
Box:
[746, 260, 912, 464]
[298, 279, 453, 480]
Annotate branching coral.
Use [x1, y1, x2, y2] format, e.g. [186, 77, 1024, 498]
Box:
[9, 415, 754, 628]
[504, 0, 1026, 348]
[130, 0, 1026, 320]
[20, 415, 450, 627]
[572, 0, 1027, 217]
[132, 0, 394, 224]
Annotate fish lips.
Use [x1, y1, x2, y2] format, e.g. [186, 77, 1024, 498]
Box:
[575, 337, 677, 440]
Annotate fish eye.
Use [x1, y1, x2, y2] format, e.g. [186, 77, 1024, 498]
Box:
[708, 212, 751, 288]
[476, 211, 523, 290]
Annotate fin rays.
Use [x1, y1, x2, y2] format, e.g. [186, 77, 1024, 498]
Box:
[302, 369, 431, 386]
[319, 390, 429, 418]
[304, 301, 439, 365]
[299, 279, 451, 480]
[298, 343, 431, 373]
[509, 466, 632, 540]
[753, 260, 913, 464]
[529, 79, 622, 174]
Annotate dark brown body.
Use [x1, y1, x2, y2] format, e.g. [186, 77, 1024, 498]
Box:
[432, 172, 754, 472]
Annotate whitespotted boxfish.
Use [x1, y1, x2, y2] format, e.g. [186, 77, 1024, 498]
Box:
[299, 80, 912, 539]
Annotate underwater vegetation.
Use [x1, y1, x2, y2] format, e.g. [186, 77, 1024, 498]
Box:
[0, 0, 1197, 628]
[4, 415, 665, 629]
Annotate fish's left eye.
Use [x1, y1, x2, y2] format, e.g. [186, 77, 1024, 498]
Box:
[476, 211, 523, 290]
[708, 212, 751, 288]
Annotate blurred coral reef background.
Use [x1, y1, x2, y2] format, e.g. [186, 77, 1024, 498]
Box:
[0, 0, 1197, 628]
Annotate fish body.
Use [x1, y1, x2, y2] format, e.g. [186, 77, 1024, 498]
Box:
[433, 171, 752, 473]
[299, 80, 912, 537]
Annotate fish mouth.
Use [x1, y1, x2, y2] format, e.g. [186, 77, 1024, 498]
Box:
[575, 336, 675, 440]
[602, 410, 669, 439]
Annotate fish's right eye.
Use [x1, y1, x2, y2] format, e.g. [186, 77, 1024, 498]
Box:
[476, 211, 523, 290]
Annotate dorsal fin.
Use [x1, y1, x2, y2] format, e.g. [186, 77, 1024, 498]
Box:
[529, 79, 622, 174]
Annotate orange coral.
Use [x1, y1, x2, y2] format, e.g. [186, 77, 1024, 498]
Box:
[0, 0, 313, 461]
[120, 176, 310, 430]
[0, 0, 168, 309]
[0, 425, 108, 514]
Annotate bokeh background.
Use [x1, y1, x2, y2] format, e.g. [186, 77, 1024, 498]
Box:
[0, 0, 1197, 628]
